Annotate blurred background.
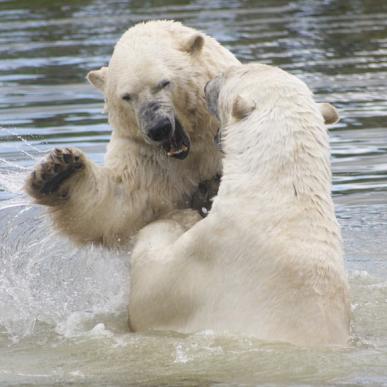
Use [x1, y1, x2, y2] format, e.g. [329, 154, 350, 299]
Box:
[0, 1, 386, 385]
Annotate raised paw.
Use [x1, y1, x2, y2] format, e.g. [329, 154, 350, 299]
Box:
[25, 147, 86, 202]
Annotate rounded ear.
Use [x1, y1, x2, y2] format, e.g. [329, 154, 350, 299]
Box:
[181, 33, 204, 55]
[319, 103, 340, 125]
[232, 95, 255, 120]
[86, 66, 108, 92]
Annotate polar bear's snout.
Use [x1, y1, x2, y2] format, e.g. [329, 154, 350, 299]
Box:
[139, 102, 172, 142]
[148, 118, 171, 142]
[147, 118, 173, 143]
[139, 102, 190, 160]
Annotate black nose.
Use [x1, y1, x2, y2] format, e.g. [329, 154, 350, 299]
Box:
[147, 118, 172, 142]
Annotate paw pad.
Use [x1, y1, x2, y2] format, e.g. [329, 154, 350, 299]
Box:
[26, 148, 85, 197]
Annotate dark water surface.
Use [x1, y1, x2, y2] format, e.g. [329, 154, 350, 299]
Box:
[0, 0, 386, 385]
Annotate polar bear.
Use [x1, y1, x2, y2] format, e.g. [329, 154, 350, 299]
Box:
[128, 63, 351, 346]
[24, 20, 240, 246]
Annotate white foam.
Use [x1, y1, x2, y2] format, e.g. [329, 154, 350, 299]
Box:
[174, 344, 190, 363]
[0, 192, 130, 340]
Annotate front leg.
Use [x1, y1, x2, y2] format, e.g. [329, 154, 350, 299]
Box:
[131, 209, 201, 273]
[129, 215, 200, 332]
[25, 147, 87, 205]
[25, 147, 154, 246]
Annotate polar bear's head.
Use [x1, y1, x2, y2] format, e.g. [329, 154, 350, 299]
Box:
[205, 64, 339, 145]
[87, 21, 238, 160]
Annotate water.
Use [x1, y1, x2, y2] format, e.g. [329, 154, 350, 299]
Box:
[0, 0, 386, 385]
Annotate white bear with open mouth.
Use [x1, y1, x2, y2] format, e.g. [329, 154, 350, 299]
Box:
[25, 20, 240, 246]
[128, 63, 350, 346]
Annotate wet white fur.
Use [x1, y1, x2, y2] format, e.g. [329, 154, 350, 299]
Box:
[129, 64, 350, 346]
[31, 21, 240, 245]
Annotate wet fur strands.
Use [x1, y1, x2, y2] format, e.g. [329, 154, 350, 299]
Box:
[128, 64, 350, 346]
[25, 21, 240, 246]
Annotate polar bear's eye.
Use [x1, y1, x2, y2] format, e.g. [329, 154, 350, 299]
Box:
[158, 80, 171, 90]
[122, 93, 133, 102]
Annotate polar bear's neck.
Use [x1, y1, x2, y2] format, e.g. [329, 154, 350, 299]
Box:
[216, 102, 333, 210]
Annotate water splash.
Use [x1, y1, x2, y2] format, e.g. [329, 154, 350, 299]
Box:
[1, 128, 47, 156]
[0, 153, 130, 342]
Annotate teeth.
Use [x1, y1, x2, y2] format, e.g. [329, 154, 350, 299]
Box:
[167, 145, 188, 156]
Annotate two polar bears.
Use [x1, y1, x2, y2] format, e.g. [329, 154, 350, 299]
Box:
[25, 21, 350, 345]
[129, 64, 350, 346]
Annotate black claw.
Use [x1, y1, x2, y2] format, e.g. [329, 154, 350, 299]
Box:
[32, 148, 83, 195]
[60, 190, 69, 199]
[63, 153, 72, 163]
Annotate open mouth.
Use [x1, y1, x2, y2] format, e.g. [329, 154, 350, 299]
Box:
[162, 118, 190, 160]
